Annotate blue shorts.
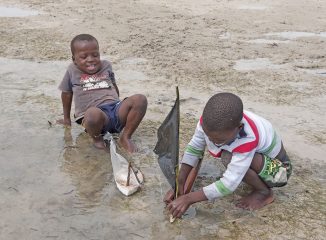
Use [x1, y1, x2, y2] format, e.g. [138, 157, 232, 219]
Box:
[76, 101, 124, 134]
[98, 101, 123, 134]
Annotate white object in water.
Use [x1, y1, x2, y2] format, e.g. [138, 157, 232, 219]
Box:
[110, 138, 143, 196]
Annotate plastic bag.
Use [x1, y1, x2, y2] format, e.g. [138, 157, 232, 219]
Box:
[110, 137, 143, 196]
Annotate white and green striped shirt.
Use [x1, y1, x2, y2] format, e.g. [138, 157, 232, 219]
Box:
[182, 110, 282, 200]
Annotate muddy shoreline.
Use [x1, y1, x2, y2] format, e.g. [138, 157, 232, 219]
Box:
[0, 0, 325, 239]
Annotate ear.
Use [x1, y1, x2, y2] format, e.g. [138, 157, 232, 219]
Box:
[72, 55, 75, 61]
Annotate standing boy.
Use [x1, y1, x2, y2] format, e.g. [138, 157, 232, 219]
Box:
[165, 93, 292, 218]
[58, 34, 147, 153]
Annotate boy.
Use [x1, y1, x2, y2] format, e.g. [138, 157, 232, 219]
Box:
[164, 92, 292, 218]
[57, 34, 147, 153]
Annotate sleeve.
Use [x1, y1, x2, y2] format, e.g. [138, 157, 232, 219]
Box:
[106, 61, 116, 84]
[58, 70, 73, 92]
[109, 70, 116, 84]
[181, 122, 206, 167]
[202, 150, 255, 200]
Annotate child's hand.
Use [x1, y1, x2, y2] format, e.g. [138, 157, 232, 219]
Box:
[56, 118, 71, 126]
[167, 194, 192, 218]
[163, 189, 175, 204]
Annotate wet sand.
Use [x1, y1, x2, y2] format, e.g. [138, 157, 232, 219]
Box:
[0, 0, 325, 239]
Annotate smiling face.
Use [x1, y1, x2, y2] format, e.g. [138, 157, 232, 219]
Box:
[72, 39, 101, 74]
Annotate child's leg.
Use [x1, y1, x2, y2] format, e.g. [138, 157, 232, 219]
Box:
[117, 94, 147, 152]
[237, 162, 274, 210]
[221, 151, 274, 210]
[83, 107, 109, 149]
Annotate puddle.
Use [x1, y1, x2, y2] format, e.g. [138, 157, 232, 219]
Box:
[0, 6, 39, 17]
[1, 57, 325, 239]
[115, 69, 148, 81]
[265, 31, 326, 40]
[0, 57, 67, 98]
[114, 57, 149, 82]
[237, 5, 267, 10]
[60, 130, 113, 210]
[297, 68, 326, 76]
[120, 57, 148, 65]
[233, 58, 284, 71]
[246, 39, 290, 44]
[219, 32, 231, 39]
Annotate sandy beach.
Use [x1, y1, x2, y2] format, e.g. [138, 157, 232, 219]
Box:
[0, 0, 325, 239]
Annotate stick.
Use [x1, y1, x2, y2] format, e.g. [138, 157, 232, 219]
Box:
[170, 159, 203, 223]
[130, 164, 141, 184]
[126, 162, 131, 186]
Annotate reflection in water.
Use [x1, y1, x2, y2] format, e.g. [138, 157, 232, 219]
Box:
[61, 128, 113, 210]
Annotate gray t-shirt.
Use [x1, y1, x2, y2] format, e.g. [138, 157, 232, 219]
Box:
[59, 60, 119, 120]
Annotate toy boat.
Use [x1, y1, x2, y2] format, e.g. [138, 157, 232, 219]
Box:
[110, 138, 143, 196]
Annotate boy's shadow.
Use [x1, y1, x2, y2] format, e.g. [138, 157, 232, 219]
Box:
[61, 128, 113, 209]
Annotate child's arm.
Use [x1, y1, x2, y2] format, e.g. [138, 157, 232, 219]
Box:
[164, 163, 193, 204]
[164, 121, 206, 203]
[168, 152, 255, 218]
[57, 91, 73, 126]
[177, 163, 193, 196]
[166, 161, 206, 217]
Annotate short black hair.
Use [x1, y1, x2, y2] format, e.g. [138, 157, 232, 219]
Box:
[202, 92, 243, 132]
[70, 34, 98, 55]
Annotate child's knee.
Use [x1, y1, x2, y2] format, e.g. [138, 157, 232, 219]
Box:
[135, 94, 148, 107]
[84, 107, 106, 127]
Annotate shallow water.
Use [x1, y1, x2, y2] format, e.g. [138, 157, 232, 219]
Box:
[237, 5, 267, 10]
[1, 56, 325, 239]
[115, 57, 149, 81]
[0, 6, 38, 17]
[233, 58, 284, 71]
[265, 31, 326, 40]
[297, 68, 326, 77]
[246, 39, 290, 44]
[115, 69, 148, 81]
[219, 32, 231, 39]
[119, 57, 148, 65]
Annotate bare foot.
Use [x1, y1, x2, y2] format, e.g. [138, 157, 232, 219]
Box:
[236, 189, 274, 210]
[118, 137, 137, 153]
